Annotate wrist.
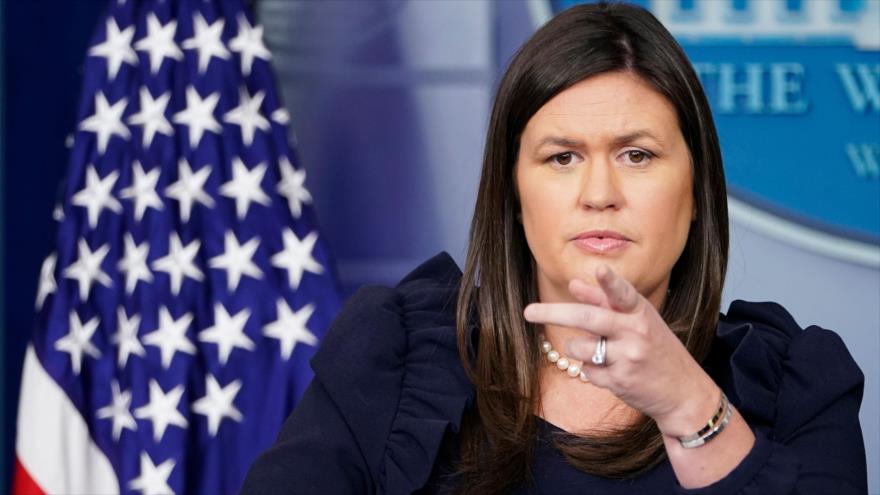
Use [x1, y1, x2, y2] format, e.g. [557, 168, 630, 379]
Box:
[656, 380, 721, 438]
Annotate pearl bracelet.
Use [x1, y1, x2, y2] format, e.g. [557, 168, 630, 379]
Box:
[677, 390, 732, 449]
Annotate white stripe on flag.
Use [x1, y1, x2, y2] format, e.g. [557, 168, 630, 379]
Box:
[16, 345, 119, 495]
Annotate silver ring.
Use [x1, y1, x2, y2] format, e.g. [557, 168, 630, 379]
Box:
[591, 336, 607, 366]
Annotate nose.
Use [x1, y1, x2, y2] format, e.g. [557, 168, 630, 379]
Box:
[578, 156, 623, 211]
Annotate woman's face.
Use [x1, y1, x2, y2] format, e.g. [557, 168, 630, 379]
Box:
[515, 71, 695, 309]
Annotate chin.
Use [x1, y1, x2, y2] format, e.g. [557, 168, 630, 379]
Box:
[564, 257, 602, 286]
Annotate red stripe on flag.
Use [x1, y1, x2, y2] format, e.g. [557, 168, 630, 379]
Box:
[12, 457, 45, 495]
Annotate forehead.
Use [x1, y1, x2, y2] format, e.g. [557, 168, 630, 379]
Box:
[522, 71, 680, 142]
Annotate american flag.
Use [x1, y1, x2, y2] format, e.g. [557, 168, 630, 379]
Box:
[13, 0, 342, 493]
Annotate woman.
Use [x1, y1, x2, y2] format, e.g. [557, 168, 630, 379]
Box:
[242, 2, 867, 494]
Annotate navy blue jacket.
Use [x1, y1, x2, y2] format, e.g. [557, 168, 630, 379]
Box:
[241, 252, 868, 494]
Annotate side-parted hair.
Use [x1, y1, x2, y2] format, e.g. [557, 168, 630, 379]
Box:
[454, 2, 729, 493]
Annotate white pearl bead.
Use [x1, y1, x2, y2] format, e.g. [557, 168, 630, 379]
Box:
[541, 341, 590, 383]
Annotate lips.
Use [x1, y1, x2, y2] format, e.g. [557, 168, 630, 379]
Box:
[573, 230, 632, 254]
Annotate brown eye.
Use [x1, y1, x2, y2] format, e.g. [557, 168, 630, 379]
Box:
[628, 150, 646, 163]
[555, 152, 573, 165]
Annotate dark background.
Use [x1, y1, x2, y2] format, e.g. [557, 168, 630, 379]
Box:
[1, 1, 105, 490]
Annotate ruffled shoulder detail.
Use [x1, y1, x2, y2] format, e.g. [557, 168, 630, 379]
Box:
[309, 252, 474, 495]
[383, 252, 474, 494]
[712, 300, 864, 439]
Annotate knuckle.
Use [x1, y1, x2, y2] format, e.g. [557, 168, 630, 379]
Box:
[579, 307, 593, 325]
[625, 343, 645, 363]
[632, 319, 650, 337]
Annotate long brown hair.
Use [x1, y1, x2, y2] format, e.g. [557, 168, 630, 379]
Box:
[453, 2, 729, 492]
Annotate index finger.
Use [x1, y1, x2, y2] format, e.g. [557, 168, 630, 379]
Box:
[596, 264, 640, 313]
[523, 302, 622, 338]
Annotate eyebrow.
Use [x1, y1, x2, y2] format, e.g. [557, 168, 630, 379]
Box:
[611, 130, 664, 147]
[533, 136, 585, 150]
[532, 130, 664, 153]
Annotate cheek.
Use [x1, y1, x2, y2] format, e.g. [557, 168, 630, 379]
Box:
[636, 179, 693, 258]
[517, 172, 568, 258]
[518, 168, 573, 220]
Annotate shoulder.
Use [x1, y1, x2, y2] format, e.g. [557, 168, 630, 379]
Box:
[708, 300, 864, 438]
[311, 252, 464, 378]
[309, 252, 474, 493]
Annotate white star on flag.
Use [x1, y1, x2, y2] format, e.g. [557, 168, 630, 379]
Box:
[209, 230, 263, 291]
[134, 380, 188, 443]
[113, 307, 146, 368]
[52, 203, 65, 222]
[23, 2, 346, 494]
[228, 13, 271, 76]
[63, 238, 112, 300]
[35, 252, 57, 310]
[54, 310, 101, 375]
[152, 233, 204, 296]
[270, 108, 290, 125]
[219, 158, 270, 220]
[128, 452, 175, 495]
[192, 375, 243, 437]
[96, 380, 137, 441]
[72, 165, 123, 228]
[133, 13, 183, 74]
[223, 87, 269, 146]
[128, 88, 174, 148]
[181, 12, 229, 74]
[263, 300, 317, 360]
[142, 306, 197, 369]
[118, 233, 153, 294]
[271, 229, 324, 289]
[164, 159, 215, 222]
[277, 156, 312, 218]
[87, 17, 137, 80]
[172, 86, 221, 148]
[198, 303, 255, 365]
[79, 92, 130, 154]
[120, 161, 164, 221]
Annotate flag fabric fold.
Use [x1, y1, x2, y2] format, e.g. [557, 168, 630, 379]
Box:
[14, 0, 342, 493]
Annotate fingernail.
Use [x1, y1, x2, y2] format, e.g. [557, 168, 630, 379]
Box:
[523, 304, 536, 320]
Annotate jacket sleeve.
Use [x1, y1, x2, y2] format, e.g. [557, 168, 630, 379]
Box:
[675, 301, 868, 495]
[238, 283, 403, 495]
[239, 377, 373, 494]
[240, 252, 472, 495]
